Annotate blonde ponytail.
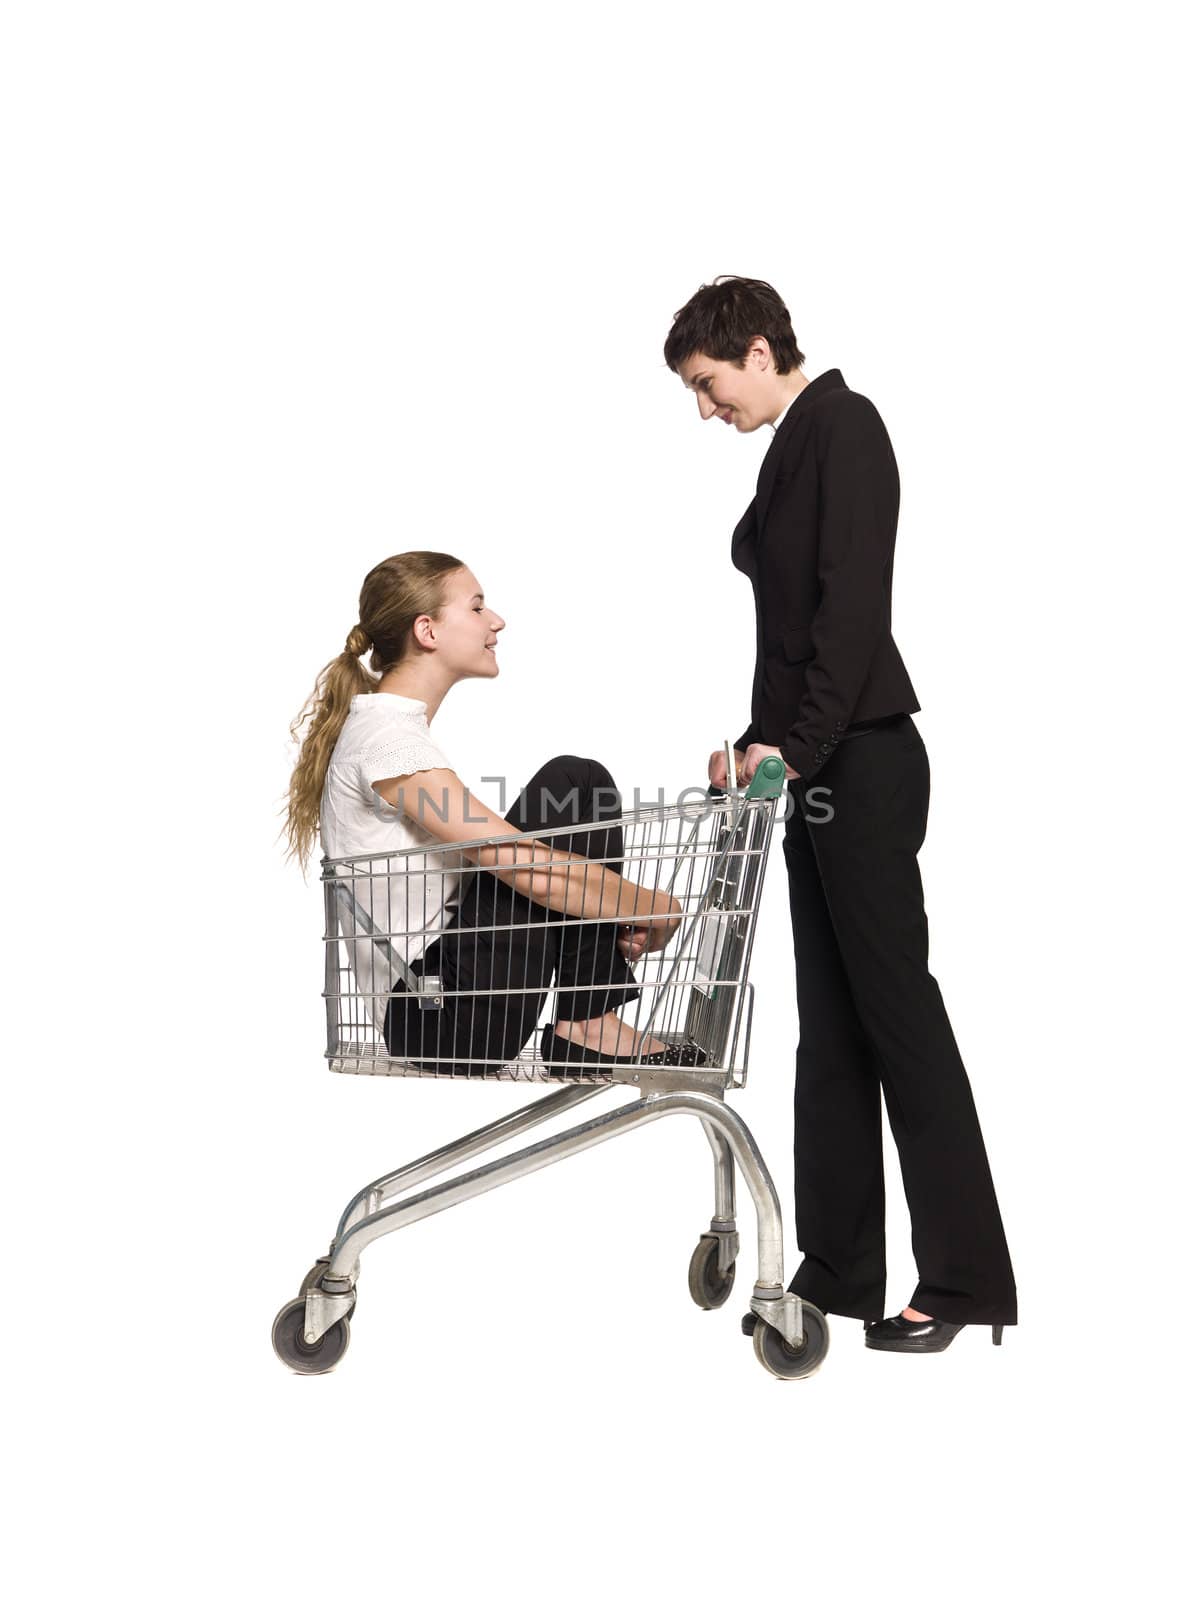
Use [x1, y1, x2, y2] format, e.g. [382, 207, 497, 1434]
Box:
[281, 552, 464, 869]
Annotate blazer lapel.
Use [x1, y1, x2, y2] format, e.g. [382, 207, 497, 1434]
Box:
[754, 430, 789, 535]
[754, 369, 846, 532]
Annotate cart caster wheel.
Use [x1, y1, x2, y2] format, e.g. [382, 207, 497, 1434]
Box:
[688, 1233, 736, 1309]
[752, 1302, 829, 1380]
[298, 1258, 355, 1318]
[271, 1297, 351, 1374]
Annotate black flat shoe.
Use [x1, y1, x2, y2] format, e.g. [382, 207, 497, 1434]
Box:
[539, 1024, 708, 1071]
[742, 1310, 873, 1336]
[864, 1313, 1005, 1352]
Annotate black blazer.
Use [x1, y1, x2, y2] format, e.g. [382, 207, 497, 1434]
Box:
[732, 368, 920, 782]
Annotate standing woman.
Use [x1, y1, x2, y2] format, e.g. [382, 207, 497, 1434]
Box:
[281, 551, 699, 1075]
[663, 277, 1017, 1351]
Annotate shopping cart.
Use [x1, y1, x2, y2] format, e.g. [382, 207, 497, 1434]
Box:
[271, 751, 830, 1380]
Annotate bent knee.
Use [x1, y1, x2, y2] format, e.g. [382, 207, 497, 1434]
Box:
[536, 753, 616, 790]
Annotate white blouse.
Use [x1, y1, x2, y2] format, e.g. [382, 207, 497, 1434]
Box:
[320, 693, 465, 1027]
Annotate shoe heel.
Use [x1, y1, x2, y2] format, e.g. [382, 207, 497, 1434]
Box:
[992, 1324, 1003, 1346]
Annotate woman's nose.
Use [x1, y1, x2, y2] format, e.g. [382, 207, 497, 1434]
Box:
[697, 394, 716, 420]
[492, 613, 506, 631]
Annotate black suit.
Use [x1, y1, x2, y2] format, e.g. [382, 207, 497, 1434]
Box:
[732, 369, 1017, 1326]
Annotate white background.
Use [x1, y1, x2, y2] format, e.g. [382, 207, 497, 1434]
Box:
[4, 3, 1196, 1595]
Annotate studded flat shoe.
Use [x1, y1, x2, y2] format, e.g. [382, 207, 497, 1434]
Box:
[540, 1024, 708, 1072]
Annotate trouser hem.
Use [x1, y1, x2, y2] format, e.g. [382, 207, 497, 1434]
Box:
[908, 1291, 1019, 1326]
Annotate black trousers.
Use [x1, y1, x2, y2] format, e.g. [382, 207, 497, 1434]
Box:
[783, 715, 1018, 1326]
[384, 755, 640, 1074]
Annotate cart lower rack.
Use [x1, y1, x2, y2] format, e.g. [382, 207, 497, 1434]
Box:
[272, 755, 830, 1380]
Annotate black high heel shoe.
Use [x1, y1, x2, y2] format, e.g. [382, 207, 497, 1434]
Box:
[539, 1024, 708, 1072]
[863, 1313, 1005, 1352]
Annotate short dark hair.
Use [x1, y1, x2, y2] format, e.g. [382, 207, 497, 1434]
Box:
[663, 276, 804, 375]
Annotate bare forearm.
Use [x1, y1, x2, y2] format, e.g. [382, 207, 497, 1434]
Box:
[480, 844, 671, 924]
[540, 857, 672, 924]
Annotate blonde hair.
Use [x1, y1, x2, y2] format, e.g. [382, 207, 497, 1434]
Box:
[282, 551, 464, 868]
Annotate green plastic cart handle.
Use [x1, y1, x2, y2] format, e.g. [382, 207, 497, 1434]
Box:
[744, 754, 787, 799]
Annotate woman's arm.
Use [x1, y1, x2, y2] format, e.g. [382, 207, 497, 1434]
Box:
[371, 768, 681, 949]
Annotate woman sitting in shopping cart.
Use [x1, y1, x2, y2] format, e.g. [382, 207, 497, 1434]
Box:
[283, 550, 704, 1076]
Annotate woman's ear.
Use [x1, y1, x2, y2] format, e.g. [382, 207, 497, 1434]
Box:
[412, 614, 436, 650]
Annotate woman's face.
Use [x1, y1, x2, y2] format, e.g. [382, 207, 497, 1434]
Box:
[677, 338, 778, 432]
[421, 566, 505, 678]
